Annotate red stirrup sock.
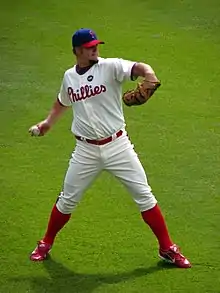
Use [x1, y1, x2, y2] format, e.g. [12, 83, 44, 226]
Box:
[43, 204, 71, 245]
[141, 204, 173, 250]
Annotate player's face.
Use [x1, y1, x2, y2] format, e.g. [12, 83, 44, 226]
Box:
[83, 45, 99, 61]
[80, 45, 99, 62]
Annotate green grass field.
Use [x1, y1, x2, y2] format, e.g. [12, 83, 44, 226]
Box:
[1, 0, 220, 292]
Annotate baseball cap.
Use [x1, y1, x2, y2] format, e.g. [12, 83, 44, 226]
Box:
[72, 28, 105, 48]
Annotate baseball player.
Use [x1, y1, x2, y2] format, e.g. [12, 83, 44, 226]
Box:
[29, 28, 191, 268]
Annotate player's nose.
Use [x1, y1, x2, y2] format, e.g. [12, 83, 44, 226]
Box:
[92, 45, 98, 52]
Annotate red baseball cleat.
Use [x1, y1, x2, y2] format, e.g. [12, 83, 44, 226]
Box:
[159, 244, 191, 268]
[30, 240, 52, 261]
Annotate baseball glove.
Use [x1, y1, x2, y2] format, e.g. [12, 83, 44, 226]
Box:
[122, 79, 161, 106]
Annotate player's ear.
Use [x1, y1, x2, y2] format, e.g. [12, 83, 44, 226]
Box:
[74, 47, 82, 57]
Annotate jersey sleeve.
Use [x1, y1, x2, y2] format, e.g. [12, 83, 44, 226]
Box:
[111, 58, 136, 83]
[57, 73, 72, 107]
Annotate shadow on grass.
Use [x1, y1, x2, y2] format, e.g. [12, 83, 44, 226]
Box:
[11, 257, 176, 293]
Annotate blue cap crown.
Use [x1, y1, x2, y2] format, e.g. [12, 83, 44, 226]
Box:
[72, 28, 104, 48]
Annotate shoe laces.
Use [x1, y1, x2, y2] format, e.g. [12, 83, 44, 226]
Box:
[169, 245, 185, 261]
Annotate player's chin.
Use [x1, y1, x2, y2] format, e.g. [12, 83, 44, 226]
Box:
[89, 58, 98, 65]
[90, 58, 98, 62]
[90, 54, 98, 61]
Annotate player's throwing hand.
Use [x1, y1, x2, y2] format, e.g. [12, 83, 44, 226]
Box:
[29, 120, 51, 136]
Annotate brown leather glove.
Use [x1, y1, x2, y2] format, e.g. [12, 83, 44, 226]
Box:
[122, 79, 161, 106]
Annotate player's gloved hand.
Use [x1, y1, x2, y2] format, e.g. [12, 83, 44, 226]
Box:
[122, 79, 161, 106]
[29, 120, 51, 136]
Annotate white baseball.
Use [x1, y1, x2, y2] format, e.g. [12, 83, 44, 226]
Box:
[30, 125, 40, 136]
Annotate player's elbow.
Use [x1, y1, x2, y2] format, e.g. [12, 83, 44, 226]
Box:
[133, 62, 157, 79]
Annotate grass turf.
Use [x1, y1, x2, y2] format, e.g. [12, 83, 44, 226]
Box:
[0, 0, 220, 292]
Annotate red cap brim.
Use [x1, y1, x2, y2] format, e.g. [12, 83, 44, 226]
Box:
[82, 40, 105, 48]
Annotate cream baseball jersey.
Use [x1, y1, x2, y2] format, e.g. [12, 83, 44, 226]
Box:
[58, 57, 136, 139]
